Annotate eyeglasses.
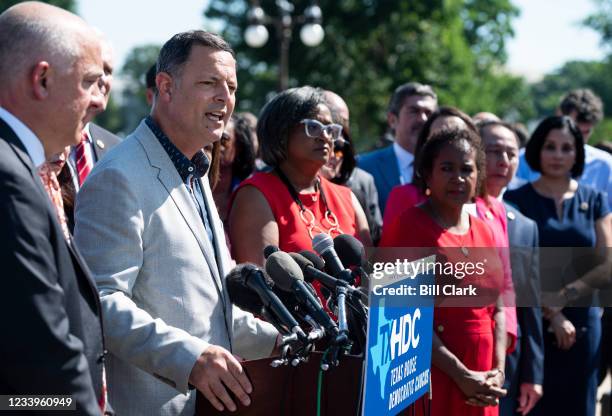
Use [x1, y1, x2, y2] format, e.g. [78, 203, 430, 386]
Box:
[300, 119, 344, 143]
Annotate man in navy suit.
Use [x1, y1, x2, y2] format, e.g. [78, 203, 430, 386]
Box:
[480, 120, 544, 416]
[357, 82, 437, 214]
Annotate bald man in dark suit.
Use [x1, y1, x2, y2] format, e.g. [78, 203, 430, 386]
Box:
[0, 3, 109, 414]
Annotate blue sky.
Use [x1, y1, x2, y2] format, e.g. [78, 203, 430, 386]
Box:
[78, 0, 606, 83]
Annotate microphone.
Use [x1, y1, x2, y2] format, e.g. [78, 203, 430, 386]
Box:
[299, 250, 325, 271]
[312, 233, 346, 278]
[225, 264, 306, 340]
[334, 234, 369, 287]
[290, 252, 368, 302]
[264, 245, 280, 259]
[312, 233, 355, 285]
[265, 251, 344, 344]
[334, 234, 365, 270]
[226, 266, 294, 336]
[298, 250, 332, 301]
[226, 265, 268, 315]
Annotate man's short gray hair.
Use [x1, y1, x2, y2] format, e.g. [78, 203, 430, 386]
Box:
[0, 7, 82, 85]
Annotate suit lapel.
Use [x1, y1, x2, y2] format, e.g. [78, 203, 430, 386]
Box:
[0, 118, 102, 312]
[198, 176, 233, 333]
[1, 119, 55, 210]
[65, 237, 103, 313]
[135, 123, 226, 300]
[88, 123, 105, 162]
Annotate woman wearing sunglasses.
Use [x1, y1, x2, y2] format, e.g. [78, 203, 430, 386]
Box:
[228, 86, 371, 274]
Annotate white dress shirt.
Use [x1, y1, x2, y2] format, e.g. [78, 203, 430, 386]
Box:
[393, 142, 414, 185]
[0, 106, 45, 167]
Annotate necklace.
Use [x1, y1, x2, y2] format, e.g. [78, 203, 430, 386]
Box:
[275, 168, 343, 239]
[426, 202, 470, 258]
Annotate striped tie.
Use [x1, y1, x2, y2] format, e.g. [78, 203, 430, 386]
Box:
[75, 131, 93, 185]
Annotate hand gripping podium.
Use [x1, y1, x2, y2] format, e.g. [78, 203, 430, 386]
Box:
[196, 352, 363, 416]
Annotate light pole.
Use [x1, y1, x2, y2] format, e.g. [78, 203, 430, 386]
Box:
[244, 0, 325, 91]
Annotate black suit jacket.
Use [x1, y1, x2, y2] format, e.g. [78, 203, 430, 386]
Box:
[500, 202, 544, 415]
[0, 118, 106, 415]
[346, 167, 383, 244]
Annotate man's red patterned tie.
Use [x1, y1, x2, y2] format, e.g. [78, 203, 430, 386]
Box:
[75, 131, 93, 185]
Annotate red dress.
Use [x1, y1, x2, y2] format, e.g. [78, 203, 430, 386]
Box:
[382, 184, 517, 348]
[233, 172, 359, 301]
[235, 172, 358, 251]
[380, 206, 504, 416]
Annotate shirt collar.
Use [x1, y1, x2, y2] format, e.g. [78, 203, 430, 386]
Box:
[0, 106, 46, 167]
[82, 122, 93, 143]
[393, 142, 414, 168]
[145, 116, 210, 182]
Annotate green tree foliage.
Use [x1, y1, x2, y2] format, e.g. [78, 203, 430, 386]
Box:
[93, 96, 125, 136]
[532, 0, 612, 144]
[118, 44, 160, 133]
[93, 44, 160, 135]
[531, 59, 612, 145]
[99, 44, 161, 135]
[0, 0, 75, 13]
[532, 61, 609, 117]
[205, 0, 529, 149]
[584, 0, 612, 49]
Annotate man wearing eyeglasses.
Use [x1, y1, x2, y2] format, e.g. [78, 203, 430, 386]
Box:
[357, 82, 438, 215]
[67, 37, 121, 192]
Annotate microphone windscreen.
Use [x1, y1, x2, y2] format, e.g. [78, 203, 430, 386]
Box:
[289, 253, 315, 283]
[226, 264, 265, 314]
[312, 233, 334, 255]
[265, 251, 304, 292]
[334, 234, 365, 268]
[289, 252, 312, 269]
[299, 250, 325, 271]
[263, 245, 280, 259]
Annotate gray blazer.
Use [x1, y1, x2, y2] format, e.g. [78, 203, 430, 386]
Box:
[74, 120, 277, 415]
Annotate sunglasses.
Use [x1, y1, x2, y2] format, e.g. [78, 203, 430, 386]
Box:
[300, 119, 345, 144]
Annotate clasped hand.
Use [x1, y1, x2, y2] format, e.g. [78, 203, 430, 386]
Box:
[457, 369, 506, 407]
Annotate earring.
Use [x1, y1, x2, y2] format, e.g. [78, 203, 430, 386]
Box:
[425, 188, 431, 196]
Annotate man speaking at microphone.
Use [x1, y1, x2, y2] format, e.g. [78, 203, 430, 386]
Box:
[74, 31, 278, 415]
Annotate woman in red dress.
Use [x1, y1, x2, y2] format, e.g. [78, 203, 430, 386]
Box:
[228, 86, 371, 266]
[381, 128, 507, 416]
[383, 107, 517, 349]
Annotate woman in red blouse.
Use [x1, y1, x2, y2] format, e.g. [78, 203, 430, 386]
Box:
[381, 128, 507, 416]
[228, 86, 371, 266]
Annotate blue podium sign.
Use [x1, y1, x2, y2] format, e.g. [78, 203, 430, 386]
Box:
[363, 256, 435, 416]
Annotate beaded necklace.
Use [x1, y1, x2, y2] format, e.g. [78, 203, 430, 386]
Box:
[275, 168, 343, 239]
